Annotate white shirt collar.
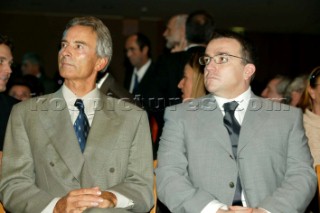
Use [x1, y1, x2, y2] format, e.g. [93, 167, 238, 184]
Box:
[214, 87, 252, 125]
[62, 84, 100, 125]
[133, 59, 151, 81]
[129, 59, 151, 93]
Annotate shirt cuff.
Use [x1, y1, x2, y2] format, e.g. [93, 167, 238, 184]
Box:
[201, 200, 228, 213]
[108, 190, 134, 208]
[41, 198, 60, 213]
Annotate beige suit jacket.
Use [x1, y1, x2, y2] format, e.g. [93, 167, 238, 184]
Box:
[0, 89, 154, 212]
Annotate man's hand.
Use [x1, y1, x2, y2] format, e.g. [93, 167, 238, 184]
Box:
[54, 187, 103, 213]
[229, 206, 267, 213]
[98, 191, 117, 208]
[217, 208, 251, 213]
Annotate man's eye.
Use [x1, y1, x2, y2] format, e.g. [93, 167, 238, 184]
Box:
[0, 59, 3, 65]
[220, 56, 228, 63]
[76, 44, 83, 49]
[61, 43, 67, 48]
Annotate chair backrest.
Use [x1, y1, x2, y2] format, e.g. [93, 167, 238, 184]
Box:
[150, 160, 158, 213]
[0, 202, 5, 213]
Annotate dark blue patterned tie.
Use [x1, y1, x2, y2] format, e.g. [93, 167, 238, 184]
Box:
[223, 101, 242, 206]
[74, 99, 90, 152]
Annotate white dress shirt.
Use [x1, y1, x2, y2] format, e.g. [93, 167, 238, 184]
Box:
[41, 84, 133, 212]
[129, 59, 151, 93]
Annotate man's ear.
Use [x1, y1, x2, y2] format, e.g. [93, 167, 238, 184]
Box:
[243, 63, 256, 80]
[142, 46, 149, 56]
[95, 57, 109, 72]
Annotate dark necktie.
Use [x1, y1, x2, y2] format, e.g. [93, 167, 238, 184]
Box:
[74, 99, 90, 152]
[132, 73, 139, 94]
[223, 101, 242, 206]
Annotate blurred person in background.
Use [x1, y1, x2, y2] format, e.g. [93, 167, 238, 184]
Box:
[298, 66, 320, 167]
[0, 34, 18, 166]
[21, 52, 57, 94]
[178, 52, 206, 101]
[163, 14, 188, 53]
[284, 74, 308, 106]
[261, 74, 291, 103]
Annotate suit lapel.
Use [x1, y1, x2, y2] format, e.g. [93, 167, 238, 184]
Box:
[39, 90, 84, 182]
[80, 92, 122, 187]
[238, 95, 269, 154]
[199, 95, 234, 156]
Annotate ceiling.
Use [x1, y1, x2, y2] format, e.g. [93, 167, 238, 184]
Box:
[1, 0, 320, 34]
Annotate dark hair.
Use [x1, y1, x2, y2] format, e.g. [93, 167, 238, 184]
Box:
[210, 31, 257, 66]
[186, 10, 215, 44]
[135, 33, 152, 58]
[309, 67, 320, 88]
[0, 34, 14, 51]
[22, 52, 43, 66]
[7, 75, 44, 97]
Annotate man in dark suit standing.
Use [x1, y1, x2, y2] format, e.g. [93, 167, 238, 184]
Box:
[124, 33, 159, 145]
[155, 10, 215, 106]
[124, 33, 156, 103]
[0, 34, 18, 163]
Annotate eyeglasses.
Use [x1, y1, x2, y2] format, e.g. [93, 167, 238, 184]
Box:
[199, 54, 248, 65]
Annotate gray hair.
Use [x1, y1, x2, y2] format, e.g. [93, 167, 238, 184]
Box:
[64, 16, 112, 72]
[275, 75, 291, 96]
[174, 14, 188, 28]
[287, 75, 308, 93]
[283, 74, 308, 104]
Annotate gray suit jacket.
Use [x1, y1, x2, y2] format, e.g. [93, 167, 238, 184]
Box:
[0, 89, 154, 213]
[156, 93, 316, 213]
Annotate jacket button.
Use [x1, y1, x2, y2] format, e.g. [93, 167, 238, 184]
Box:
[109, 168, 115, 173]
[49, 162, 55, 167]
[229, 154, 233, 159]
[229, 182, 235, 188]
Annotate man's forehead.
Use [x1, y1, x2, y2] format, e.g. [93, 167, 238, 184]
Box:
[63, 25, 96, 39]
[0, 44, 13, 59]
[206, 38, 241, 54]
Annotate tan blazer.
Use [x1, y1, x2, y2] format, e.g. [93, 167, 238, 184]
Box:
[156, 93, 317, 213]
[0, 89, 154, 213]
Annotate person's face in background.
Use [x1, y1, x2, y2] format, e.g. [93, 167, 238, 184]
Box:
[178, 64, 193, 101]
[261, 78, 283, 101]
[8, 85, 31, 101]
[290, 90, 303, 106]
[163, 16, 182, 49]
[21, 60, 40, 76]
[125, 35, 147, 70]
[308, 75, 320, 108]
[0, 44, 13, 92]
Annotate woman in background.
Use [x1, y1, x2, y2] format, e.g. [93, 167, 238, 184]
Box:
[178, 52, 206, 101]
[298, 66, 320, 167]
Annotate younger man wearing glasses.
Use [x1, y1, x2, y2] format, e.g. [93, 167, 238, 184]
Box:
[156, 32, 316, 213]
